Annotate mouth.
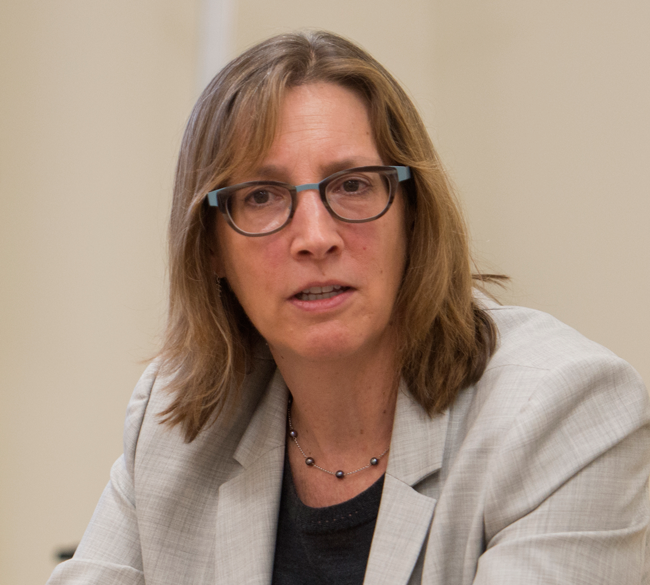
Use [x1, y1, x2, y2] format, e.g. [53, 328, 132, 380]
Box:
[294, 285, 351, 301]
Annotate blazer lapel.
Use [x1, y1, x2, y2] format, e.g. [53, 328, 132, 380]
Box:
[364, 384, 449, 585]
[213, 373, 448, 585]
[214, 369, 288, 585]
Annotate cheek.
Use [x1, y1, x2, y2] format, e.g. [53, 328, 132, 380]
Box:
[350, 220, 406, 282]
[219, 236, 285, 308]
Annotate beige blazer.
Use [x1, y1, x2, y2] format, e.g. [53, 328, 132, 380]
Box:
[47, 300, 650, 584]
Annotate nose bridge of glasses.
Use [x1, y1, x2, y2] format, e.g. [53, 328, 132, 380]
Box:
[293, 182, 331, 217]
[290, 180, 341, 233]
[294, 182, 322, 194]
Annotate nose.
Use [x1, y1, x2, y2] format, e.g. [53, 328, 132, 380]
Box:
[288, 189, 343, 259]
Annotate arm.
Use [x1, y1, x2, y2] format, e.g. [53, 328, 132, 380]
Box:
[46, 362, 158, 585]
[475, 355, 650, 584]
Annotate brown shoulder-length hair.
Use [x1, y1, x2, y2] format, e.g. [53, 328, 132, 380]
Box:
[158, 30, 502, 442]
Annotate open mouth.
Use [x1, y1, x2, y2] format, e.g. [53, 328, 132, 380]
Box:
[294, 285, 350, 301]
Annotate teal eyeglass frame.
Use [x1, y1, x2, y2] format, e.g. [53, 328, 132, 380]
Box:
[205, 165, 411, 237]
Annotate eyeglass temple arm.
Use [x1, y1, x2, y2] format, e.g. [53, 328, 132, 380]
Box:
[206, 190, 219, 208]
[395, 166, 411, 182]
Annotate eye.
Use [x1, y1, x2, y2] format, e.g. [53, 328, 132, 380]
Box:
[341, 179, 365, 193]
[240, 185, 288, 208]
[248, 189, 272, 205]
[329, 174, 373, 197]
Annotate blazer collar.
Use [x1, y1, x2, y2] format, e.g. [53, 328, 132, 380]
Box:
[214, 372, 449, 585]
[233, 367, 289, 469]
[214, 368, 288, 584]
[231, 372, 449, 482]
[386, 380, 449, 486]
[364, 381, 449, 585]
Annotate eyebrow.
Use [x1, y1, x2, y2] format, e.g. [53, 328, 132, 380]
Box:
[250, 158, 384, 183]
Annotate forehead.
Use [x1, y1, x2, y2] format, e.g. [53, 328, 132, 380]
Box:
[276, 83, 372, 141]
[233, 82, 383, 181]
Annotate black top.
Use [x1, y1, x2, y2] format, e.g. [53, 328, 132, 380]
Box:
[271, 453, 385, 585]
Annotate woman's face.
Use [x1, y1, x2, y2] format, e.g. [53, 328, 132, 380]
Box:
[214, 82, 407, 364]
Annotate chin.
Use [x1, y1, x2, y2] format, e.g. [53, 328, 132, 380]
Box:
[275, 326, 392, 364]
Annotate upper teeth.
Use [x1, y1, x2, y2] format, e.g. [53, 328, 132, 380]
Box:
[301, 285, 342, 294]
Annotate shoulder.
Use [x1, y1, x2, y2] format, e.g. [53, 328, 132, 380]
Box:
[474, 295, 646, 407]
[477, 297, 649, 452]
[122, 360, 160, 473]
[432, 298, 650, 579]
[121, 349, 278, 481]
[448, 295, 650, 486]
[477, 293, 626, 371]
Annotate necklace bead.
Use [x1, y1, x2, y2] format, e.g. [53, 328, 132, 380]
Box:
[287, 399, 390, 479]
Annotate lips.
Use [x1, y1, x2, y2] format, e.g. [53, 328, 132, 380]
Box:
[294, 284, 350, 301]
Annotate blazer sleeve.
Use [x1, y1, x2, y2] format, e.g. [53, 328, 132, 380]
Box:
[46, 362, 159, 585]
[474, 354, 650, 585]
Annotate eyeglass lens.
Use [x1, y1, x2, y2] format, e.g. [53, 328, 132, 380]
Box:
[227, 169, 392, 235]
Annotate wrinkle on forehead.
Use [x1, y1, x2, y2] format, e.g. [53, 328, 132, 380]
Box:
[235, 83, 381, 183]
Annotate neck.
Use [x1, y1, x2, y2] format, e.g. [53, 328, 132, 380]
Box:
[270, 339, 399, 469]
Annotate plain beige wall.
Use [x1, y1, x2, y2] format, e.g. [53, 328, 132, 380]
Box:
[0, 1, 198, 583]
[426, 1, 650, 385]
[2, 1, 648, 583]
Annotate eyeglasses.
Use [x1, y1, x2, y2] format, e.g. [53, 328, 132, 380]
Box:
[205, 165, 411, 237]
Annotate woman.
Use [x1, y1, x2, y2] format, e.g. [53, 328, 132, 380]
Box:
[48, 31, 650, 584]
